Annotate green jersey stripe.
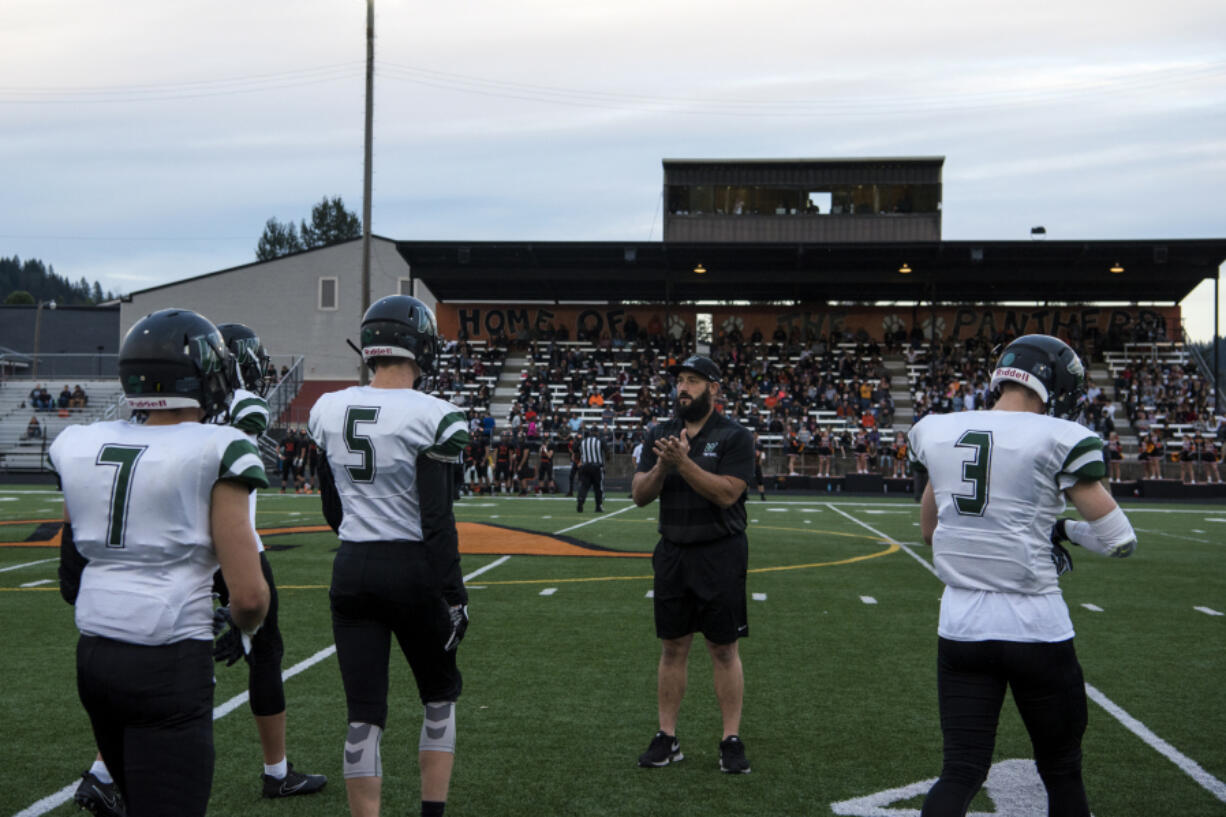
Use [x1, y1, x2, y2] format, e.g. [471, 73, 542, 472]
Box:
[219, 439, 262, 474]
[230, 396, 269, 434]
[434, 411, 468, 443]
[429, 428, 471, 459]
[1061, 436, 1103, 471]
[1068, 457, 1107, 480]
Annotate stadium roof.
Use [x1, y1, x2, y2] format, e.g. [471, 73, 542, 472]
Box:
[398, 239, 1226, 305]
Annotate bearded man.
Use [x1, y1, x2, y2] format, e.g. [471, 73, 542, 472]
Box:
[631, 355, 755, 775]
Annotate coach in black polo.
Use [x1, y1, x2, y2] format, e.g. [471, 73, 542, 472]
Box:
[631, 354, 755, 775]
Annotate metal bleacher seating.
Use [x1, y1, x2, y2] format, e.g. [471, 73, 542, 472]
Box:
[0, 380, 124, 472]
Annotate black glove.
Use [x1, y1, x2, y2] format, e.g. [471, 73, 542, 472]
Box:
[443, 603, 469, 652]
[212, 606, 251, 667]
[1050, 518, 1071, 546]
[1050, 542, 1074, 577]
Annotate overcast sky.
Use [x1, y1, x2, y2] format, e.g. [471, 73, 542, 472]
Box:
[3, 1, 1224, 337]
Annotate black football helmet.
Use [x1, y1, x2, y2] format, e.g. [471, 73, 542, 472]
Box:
[360, 295, 438, 375]
[988, 334, 1086, 419]
[217, 322, 272, 396]
[118, 308, 234, 420]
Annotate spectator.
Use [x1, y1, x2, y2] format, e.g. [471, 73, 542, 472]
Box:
[25, 415, 42, 440]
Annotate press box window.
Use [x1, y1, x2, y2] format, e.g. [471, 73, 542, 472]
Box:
[319, 277, 338, 311]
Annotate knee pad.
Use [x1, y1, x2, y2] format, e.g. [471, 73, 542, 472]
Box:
[344, 722, 383, 779]
[419, 701, 456, 754]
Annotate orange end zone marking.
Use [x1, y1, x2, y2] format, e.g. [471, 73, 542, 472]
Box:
[2, 520, 649, 558]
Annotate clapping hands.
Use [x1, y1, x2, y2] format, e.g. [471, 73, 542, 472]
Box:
[654, 429, 690, 470]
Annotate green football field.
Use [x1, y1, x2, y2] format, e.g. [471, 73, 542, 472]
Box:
[1, 486, 1224, 817]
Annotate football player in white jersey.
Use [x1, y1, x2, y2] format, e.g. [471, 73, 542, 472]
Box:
[309, 295, 470, 817]
[907, 334, 1137, 817]
[213, 322, 328, 798]
[52, 309, 270, 817]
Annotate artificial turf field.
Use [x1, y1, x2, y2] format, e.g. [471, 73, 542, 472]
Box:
[2, 486, 1224, 817]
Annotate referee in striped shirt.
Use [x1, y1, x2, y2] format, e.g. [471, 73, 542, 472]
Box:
[576, 425, 606, 513]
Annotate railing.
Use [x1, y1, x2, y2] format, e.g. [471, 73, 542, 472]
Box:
[1181, 327, 1226, 413]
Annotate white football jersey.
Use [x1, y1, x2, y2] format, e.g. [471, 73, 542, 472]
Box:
[909, 410, 1104, 643]
[309, 386, 468, 542]
[50, 420, 268, 645]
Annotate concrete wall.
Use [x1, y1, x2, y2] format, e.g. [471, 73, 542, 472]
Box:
[120, 238, 413, 381]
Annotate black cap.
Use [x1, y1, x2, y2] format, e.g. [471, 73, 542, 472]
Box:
[668, 354, 721, 383]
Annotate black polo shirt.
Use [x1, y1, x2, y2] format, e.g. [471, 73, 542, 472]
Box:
[637, 411, 755, 545]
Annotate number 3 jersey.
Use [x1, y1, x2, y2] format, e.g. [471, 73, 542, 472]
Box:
[908, 410, 1104, 642]
[308, 386, 469, 543]
[49, 420, 268, 645]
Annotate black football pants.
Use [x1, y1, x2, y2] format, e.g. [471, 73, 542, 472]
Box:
[922, 637, 1089, 817]
[77, 636, 214, 817]
[214, 552, 286, 717]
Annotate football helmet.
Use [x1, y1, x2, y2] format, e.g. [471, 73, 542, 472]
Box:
[118, 308, 234, 420]
[360, 295, 438, 375]
[217, 322, 272, 396]
[988, 334, 1085, 419]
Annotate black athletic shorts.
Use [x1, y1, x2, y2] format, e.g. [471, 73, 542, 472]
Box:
[494, 462, 511, 481]
[652, 534, 748, 644]
[330, 541, 462, 727]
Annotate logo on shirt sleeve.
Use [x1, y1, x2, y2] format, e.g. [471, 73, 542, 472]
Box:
[703, 442, 720, 457]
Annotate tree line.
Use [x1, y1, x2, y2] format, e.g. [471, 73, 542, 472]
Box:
[1, 256, 114, 306]
[3, 196, 361, 305]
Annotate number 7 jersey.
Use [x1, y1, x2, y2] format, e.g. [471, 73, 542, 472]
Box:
[908, 410, 1104, 595]
[49, 420, 268, 644]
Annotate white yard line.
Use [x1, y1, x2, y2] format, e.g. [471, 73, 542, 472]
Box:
[0, 558, 56, 574]
[832, 503, 1226, 806]
[1086, 684, 1226, 803]
[17, 554, 514, 817]
[825, 502, 937, 578]
[551, 503, 637, 535]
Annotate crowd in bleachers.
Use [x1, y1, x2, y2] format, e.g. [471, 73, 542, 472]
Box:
[430, 340, 505, 412]
[433, 318, 1224, 485]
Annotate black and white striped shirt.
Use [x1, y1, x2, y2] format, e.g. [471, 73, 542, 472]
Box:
[580, 435, 605, 467]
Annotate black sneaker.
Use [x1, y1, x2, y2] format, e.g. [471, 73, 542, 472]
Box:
[638, 730, 683, 767]
[595, 506, 604, 513]
[74, 772, 125, 817]
[719, 735, 751, 774]
[262, 763, 327, 798]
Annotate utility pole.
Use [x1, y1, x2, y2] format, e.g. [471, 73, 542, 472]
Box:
[359, 0, 374, 384]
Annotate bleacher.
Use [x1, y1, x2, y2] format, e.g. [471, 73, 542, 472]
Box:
[428, 340, 506, 412]
[0, 380, 124, 472]
[504, 337, 901, 476]
[1104, 341, 1222, 443]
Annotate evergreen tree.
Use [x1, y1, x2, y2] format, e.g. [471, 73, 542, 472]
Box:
[255, 218, 306, 261]
[299, 196, 361, 249]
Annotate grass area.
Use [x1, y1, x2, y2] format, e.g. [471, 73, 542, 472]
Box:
[1, 487, 1224, 816]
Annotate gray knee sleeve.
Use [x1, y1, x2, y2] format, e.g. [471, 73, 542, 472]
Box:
[419, 701, 457, 753]
[344, 722, 383, 778]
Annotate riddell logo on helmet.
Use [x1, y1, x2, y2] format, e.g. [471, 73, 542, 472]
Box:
[995, 368, 1032, 384]
[126, 398, 169, 408]
[363, 345, 415, 359]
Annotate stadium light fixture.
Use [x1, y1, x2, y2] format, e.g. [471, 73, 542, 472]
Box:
[1109, 262, 1125, 274]
[898, 263, 912, 275]
[693, 263, 707, 275]
[1030, 226, 1047, 240]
